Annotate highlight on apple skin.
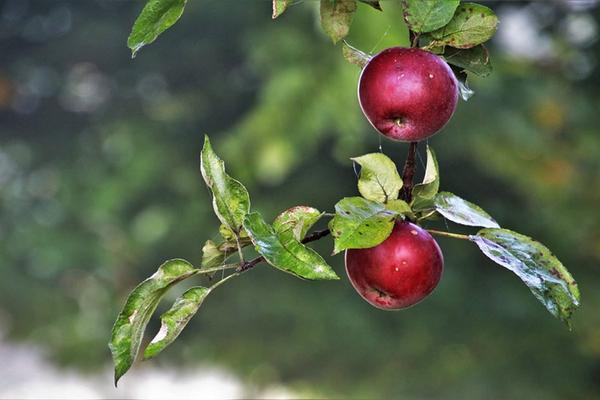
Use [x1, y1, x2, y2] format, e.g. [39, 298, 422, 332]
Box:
[345, 221, 444, 310]
[358, 47, 459, 142]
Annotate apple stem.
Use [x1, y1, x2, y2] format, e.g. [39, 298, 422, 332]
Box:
[427, 229, 470, 241]
[236, 228, 331, 273]
[400, 141, 418, 203]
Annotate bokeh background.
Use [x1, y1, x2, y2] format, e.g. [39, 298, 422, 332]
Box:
[1, 0, 600, 398]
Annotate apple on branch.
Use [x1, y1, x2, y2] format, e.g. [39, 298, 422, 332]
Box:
[358, 47, 459, 142]
[345, 221, 444, 310]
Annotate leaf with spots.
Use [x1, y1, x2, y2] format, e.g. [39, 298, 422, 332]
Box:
[352, 153, 402, 203]
[320, 0, 358, 44]
[426, 3, 498, 49]
[201, 135, 251, 234]
[329, 197, 399, 254]
[273, 206, 323, 241]
[411, 146, 439, 206]
[444, 45, 492, 77]
[272, 0, 290, 19]
[128, 0, 188, 58]
[470, 229, 580, 327]
[434, 192, 499, 229]
[342, 41, 371, 68]
[144, 286, 210, 359]
[109, 259, 198, 385]
[401, 0, 460, 33]
[244, 212, 339, 280]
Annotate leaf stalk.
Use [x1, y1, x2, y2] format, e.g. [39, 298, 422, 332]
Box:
[427, 229, 470, 241]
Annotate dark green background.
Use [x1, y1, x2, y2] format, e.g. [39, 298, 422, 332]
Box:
[1, 1, 599, 398]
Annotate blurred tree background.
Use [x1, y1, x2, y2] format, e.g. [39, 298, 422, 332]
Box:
[1, 0, 600, 398]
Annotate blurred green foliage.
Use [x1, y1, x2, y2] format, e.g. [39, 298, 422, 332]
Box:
[1, 0, 600, 398]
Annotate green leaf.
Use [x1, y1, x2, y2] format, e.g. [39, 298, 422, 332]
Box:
[342, 41, 371, 68]
[202, 226, 251, 270]
[444, 45, 492, 77]
[385, 199, 414, 219]
[434, 192, 500, 229]
[329, 197, 398, 254]
[412, 146, 439, 203]
[200, 135, 251, 233]
[470, 229, 580, 327]
[127, 0, 188, 58]
[219, 224, 250, 243]
[244, 212, 339, 280]
[109, 259, 197, 384]
[273, 206, 323, 241]
[144, 286, 210, 359]
[201, 240, 226, 269]
[201, 239, 242, 268]
[351, 153, 402, 203]
[401, 0, 460, 33]
[427, 3, 498, 49]
[358, 0, 382, 11]
[272, 0, 290, 19]
[320, 0, 357, 44]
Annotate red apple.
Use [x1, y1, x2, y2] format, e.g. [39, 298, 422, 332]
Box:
[345, 221, 443, 310]
[358, 47, 458, 142]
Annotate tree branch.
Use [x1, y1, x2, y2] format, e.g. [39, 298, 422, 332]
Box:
[236, 228, 331, 273]
[409, 30, 420, 48]
[400, 141, 418, 203]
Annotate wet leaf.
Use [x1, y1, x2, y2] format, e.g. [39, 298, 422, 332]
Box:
[471, 229, 580, 327]
[128, 0, 187, 58]
[201, 135, 251, 233]
[434, 192, 500, 228]
[342, 41, 371, 68]
[444, 45, 492, 77]
[320, 0, 357, 44]
[144, 287, 210, 359]
[109, 259, 197, 384]
[329, 197, 398, 254]
[244, 212, 339, 280]
[273, 206, 323, 241]
[412, 146, 439, 203]
[351, 153, 402, 203]
[427, 3, 498, 49]
[272, 0, 290, 19]
[401, 0, 460, 33]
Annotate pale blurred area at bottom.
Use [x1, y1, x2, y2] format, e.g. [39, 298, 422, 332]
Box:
[0, 334, 301, 400]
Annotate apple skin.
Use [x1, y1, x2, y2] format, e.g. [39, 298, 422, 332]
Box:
[345, 221, 444, 310]
[358, 47, 459, 142]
